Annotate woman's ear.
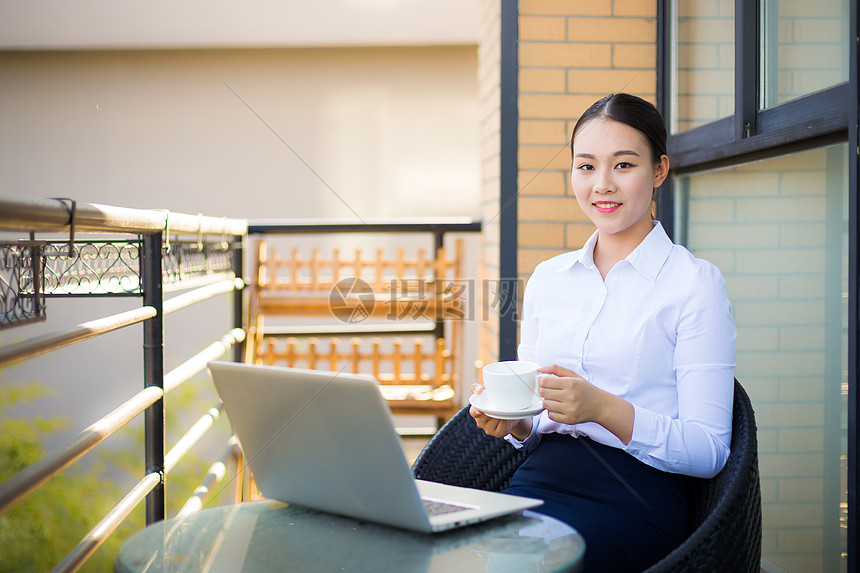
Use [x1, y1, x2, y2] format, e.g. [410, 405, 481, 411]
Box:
[654, 154, 670, 187]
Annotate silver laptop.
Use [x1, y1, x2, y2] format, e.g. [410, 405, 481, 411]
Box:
[207, 361, 542, 533]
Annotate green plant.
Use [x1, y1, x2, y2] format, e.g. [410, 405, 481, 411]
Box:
[0, 377, 233, 572]
[0, 382, 143, 572]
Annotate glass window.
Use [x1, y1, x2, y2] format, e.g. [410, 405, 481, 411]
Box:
[760, 0, 849, 108]
[675, 144, 849, 573]
[670, 0, 735, 133]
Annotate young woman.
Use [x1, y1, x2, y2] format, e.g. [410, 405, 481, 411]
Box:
[470, 93, 736, 572]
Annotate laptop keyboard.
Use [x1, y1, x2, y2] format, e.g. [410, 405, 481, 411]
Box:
[422, 499, 472, 517]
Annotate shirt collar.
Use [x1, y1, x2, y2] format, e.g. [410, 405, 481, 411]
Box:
[553, 221, 673, 282]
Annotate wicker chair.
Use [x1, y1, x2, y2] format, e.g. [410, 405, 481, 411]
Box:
[412, 379, 762, 573]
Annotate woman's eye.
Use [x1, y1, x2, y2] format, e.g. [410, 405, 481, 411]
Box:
[616, 162, 633, 169]
[577, 164, 594, 171]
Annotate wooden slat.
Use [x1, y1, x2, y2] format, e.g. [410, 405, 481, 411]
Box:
[256, 242, 462, 295]
[256, 335, 455, 387]
[256, 296, 465, 319]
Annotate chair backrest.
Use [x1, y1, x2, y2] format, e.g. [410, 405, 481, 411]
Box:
[412, 404, 529, 492]
[644, 379, 762, 572]
[412, 379, 762, 573]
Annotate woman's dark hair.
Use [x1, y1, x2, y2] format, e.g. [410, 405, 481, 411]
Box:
[570, 93, 668, 164]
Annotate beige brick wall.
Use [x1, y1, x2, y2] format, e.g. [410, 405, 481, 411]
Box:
[518, 0, 658, 281]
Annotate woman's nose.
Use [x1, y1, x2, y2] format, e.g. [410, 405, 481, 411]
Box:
[594, 170, 615, 193]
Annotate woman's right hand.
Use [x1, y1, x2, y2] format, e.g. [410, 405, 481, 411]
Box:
[469, 383, 533, 439]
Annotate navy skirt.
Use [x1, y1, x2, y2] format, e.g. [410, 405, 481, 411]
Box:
[504, 433, 689, 572]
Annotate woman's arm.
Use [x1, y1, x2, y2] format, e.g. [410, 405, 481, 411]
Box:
[626, 263, 736, 478]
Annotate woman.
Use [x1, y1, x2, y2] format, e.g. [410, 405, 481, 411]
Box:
[471, 93, 736, 571]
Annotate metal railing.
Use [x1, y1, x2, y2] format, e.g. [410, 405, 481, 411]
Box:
[0, 196, 248, 573]
[0, 199, 483, 572]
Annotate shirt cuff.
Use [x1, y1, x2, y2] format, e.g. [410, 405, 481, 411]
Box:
[624, 404, 657, 460]
[503, 415, 542, 451]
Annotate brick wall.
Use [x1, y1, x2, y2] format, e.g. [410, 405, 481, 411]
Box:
[517, 0, 658, 280]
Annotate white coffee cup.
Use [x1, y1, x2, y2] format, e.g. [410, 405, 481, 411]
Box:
[481, 360, 539, 410]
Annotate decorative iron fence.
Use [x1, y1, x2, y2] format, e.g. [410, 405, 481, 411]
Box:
[0, 240, 46, 329]
[0, 196, 247, 573]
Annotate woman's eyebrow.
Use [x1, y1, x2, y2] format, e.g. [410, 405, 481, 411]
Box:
[574, 150, 641, 159]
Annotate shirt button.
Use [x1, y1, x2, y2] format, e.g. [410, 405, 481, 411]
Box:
[631, 449, 640, 455]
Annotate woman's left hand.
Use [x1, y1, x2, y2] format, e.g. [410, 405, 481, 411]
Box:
[538, 364, 635, 444]
[537, 364, 605, 425]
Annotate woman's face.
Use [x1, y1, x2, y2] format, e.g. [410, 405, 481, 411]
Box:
[570, 117, 669, 244]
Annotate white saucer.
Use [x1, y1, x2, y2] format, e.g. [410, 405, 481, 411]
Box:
[469, 393, 544, 420]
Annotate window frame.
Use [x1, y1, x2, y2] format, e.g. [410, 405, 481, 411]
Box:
[656, 0, 859, 570]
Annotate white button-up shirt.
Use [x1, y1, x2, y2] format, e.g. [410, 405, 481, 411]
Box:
[508, 222, 736, 478]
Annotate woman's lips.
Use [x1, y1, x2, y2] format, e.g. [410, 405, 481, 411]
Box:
[593, 201, 621, 213]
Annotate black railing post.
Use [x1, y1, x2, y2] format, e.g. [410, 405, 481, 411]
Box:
[434, 229, 446, 341]
[499, 0, 519, 361]
[232, 237, 244, 363]
[655, 0, 675, 241]
[142, 233, 165, 524]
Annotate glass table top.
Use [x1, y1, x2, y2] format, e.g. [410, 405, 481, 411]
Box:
[115, 500, 585, 573]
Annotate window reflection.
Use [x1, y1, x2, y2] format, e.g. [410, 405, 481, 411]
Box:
[670, 0, 734, 133]
[676, 144, 848, 573]
[760, 0, 849, 108]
